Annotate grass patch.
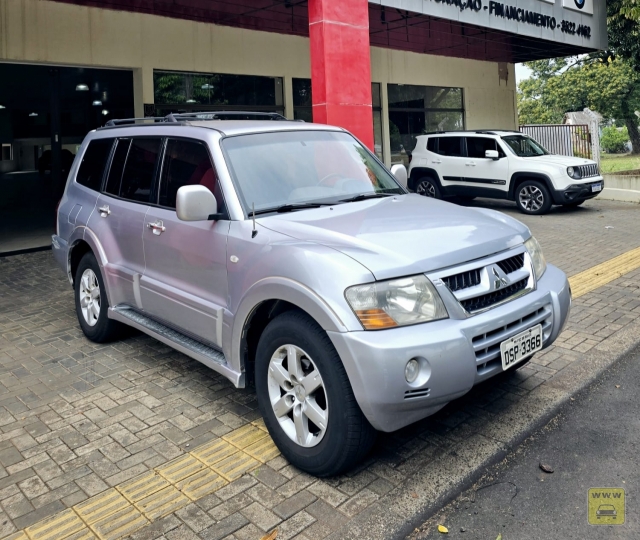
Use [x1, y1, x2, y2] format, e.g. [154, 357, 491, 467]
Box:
[600, 153, 640, 174]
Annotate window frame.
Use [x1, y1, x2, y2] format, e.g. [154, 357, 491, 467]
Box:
[74, 137, 115, 193]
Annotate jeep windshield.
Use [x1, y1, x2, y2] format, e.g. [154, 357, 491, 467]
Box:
[502, 135, 549, 157]
[222, 130, 404, 214]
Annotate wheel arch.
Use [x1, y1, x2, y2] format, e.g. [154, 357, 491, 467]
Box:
[408, 167, 442, 192]
[508, 172, 554, 201]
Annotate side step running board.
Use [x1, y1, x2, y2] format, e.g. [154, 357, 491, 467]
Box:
[109, 307, 244, 388]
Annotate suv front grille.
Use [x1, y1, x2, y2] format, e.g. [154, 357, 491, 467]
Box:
[497, 253, 525, 274]
[577, 164, 599, 178]
[442, 269, 481, 292]
[460, 277, 528, 312]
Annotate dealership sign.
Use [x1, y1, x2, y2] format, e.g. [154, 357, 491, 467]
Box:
[563, 0, 593, 15]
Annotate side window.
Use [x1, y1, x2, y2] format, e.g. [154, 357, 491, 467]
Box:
[436, 137, 463, 157]
[105, 138, 161, 203]
[466, 137, 505, 158]
[158, 139, 224, 210]
[105, 139, 131, 196]
[76, 139, 113, 191]
[427, 138, 437, 153]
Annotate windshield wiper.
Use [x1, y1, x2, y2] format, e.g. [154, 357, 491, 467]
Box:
[339, 192, 395, 203]
[255, 202, 334, 215]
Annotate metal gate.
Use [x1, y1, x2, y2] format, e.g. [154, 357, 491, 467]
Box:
[520, 124, 592, 159]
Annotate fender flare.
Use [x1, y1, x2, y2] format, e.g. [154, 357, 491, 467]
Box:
[508, 172, 555, 201]
[408, 167, 443, 192]
[67, 226, 113, 305]
[230, 277, 349, 373]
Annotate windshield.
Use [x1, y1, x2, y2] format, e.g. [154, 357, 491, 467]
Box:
[501, 135, 549, 157]
[222, 130, 404, 213]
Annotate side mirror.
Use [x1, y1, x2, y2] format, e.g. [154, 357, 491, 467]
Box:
[390, 164, 408, 188]
[485, 150, 500, 160]
[176, 185, 219, 221]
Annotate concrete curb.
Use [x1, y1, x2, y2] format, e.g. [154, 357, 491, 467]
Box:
[326, 316, 640, 540]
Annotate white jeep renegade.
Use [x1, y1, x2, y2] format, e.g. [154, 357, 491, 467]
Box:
[407, 130, 604, 215]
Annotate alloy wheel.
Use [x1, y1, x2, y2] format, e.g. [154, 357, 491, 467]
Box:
[416, 180, 436, 198]
[267, 344, 328, 447]
[79, 268, 101, 327]
[519, 185, 544, 212]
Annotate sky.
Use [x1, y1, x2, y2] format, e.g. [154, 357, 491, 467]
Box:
[515, 63, 532, 84]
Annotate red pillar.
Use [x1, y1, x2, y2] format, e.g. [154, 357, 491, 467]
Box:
[308, 0, 374, 150]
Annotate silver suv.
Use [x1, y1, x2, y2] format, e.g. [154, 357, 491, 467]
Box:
[52, 113, 571, 476]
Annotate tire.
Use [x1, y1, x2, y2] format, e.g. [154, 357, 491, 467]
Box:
[255, 311, 376, 476]
[515, 180, 552, 215]
[74, 252, 124, 342]
[415, 177, 441, 199]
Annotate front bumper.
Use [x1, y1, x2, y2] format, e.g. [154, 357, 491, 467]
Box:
[553, 178, 604, 204]
[328, 264, 571, 432]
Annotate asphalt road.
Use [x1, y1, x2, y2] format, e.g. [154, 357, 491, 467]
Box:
[409, 343, 640, 540]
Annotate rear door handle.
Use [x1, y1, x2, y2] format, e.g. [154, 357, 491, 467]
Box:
[432, 159, 442, 164]
[147, 220, 166, 235]
[98, 205, 111, 217]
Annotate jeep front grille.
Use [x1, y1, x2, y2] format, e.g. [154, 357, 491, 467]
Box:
[577, 164, 599, 178]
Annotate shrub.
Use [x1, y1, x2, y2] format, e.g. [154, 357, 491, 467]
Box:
[601, 126, 629, 154]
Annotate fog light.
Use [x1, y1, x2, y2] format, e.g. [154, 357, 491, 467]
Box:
[405, 358, 420, 383]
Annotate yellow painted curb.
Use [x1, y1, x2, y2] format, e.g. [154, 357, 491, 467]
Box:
[569, 246, 640, 298]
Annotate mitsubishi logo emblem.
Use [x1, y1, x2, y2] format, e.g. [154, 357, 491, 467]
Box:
[491, 266, 510, 290]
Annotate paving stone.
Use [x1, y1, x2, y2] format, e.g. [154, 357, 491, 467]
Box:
[200, 512, 249, 540]
[239, 501, 281, 532]
[272, 490, 317, 520]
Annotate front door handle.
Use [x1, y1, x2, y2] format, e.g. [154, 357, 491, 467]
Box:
[147, 220, 166, 235]
[466, 161, 476, 167]
[98, 205, 111, 217]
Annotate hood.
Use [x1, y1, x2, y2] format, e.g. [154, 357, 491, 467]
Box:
[522, 155, 596, 167]
[258, 194, 530, 280]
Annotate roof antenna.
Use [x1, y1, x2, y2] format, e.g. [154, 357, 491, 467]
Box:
[252, 203, 258, 238]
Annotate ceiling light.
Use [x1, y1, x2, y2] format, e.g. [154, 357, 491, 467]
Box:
[0, 105, 5, 109]
[201, 84, 213, 90]
[186, 99, 197, 103]
[29, 112, 38, 117]
[92, 100, 102, 106]
[76, 84, 89, 91]
[101, 109, 109, 116]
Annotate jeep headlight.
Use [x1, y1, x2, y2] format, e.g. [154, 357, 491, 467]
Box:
[345, 275, 448, 330]
[525, 236, 547, 280]
[567, 166, 582, 179]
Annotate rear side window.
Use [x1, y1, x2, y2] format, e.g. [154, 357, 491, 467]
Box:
[76, 139, 113, 191]
[427, 138, 437, 152]
[436, 137, 463, 157]
[466, 137, 505, 158]
[158, 139, 223, 210]
[105, 138, 161, 203]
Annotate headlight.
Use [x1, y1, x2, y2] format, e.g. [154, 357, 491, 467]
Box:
[345, 275, 448, 330]
[567, 166, 581, 179]
[524, 236, 547, 280]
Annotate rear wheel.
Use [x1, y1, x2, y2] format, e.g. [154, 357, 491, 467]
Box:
[415, 177, 441, 199]
[74, 252, 125, 342]
[255, 311, 376, 476]
[515, 180, 552, 215]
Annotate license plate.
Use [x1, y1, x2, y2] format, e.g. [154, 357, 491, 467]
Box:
[592, 183, 602, 192]
[500, 324, 543, 371]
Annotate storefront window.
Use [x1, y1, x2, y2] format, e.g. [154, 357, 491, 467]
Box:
[388, 84, 464, 166]
[292, 79, 384, 161]
[153, 70, 284, 115]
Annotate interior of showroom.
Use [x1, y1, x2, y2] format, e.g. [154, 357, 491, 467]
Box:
[0, 0, 605, 254]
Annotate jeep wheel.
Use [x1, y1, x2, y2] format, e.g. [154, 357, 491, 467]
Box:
[255, 311, 376, 476]
[515, 180, 552, 215]
[74, 252, 124, 342]
[416, 177, 440, 198]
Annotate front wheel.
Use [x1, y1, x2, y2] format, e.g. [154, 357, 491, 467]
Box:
[515, 180, 552, 215]
[415, 177, 441, 199]
[255, 311, 376, 477]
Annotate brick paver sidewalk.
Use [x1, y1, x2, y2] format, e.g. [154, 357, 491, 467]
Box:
[0, 199, 639, 540]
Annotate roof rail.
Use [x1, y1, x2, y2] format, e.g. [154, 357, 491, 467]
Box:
[102, 111, 289, 129]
